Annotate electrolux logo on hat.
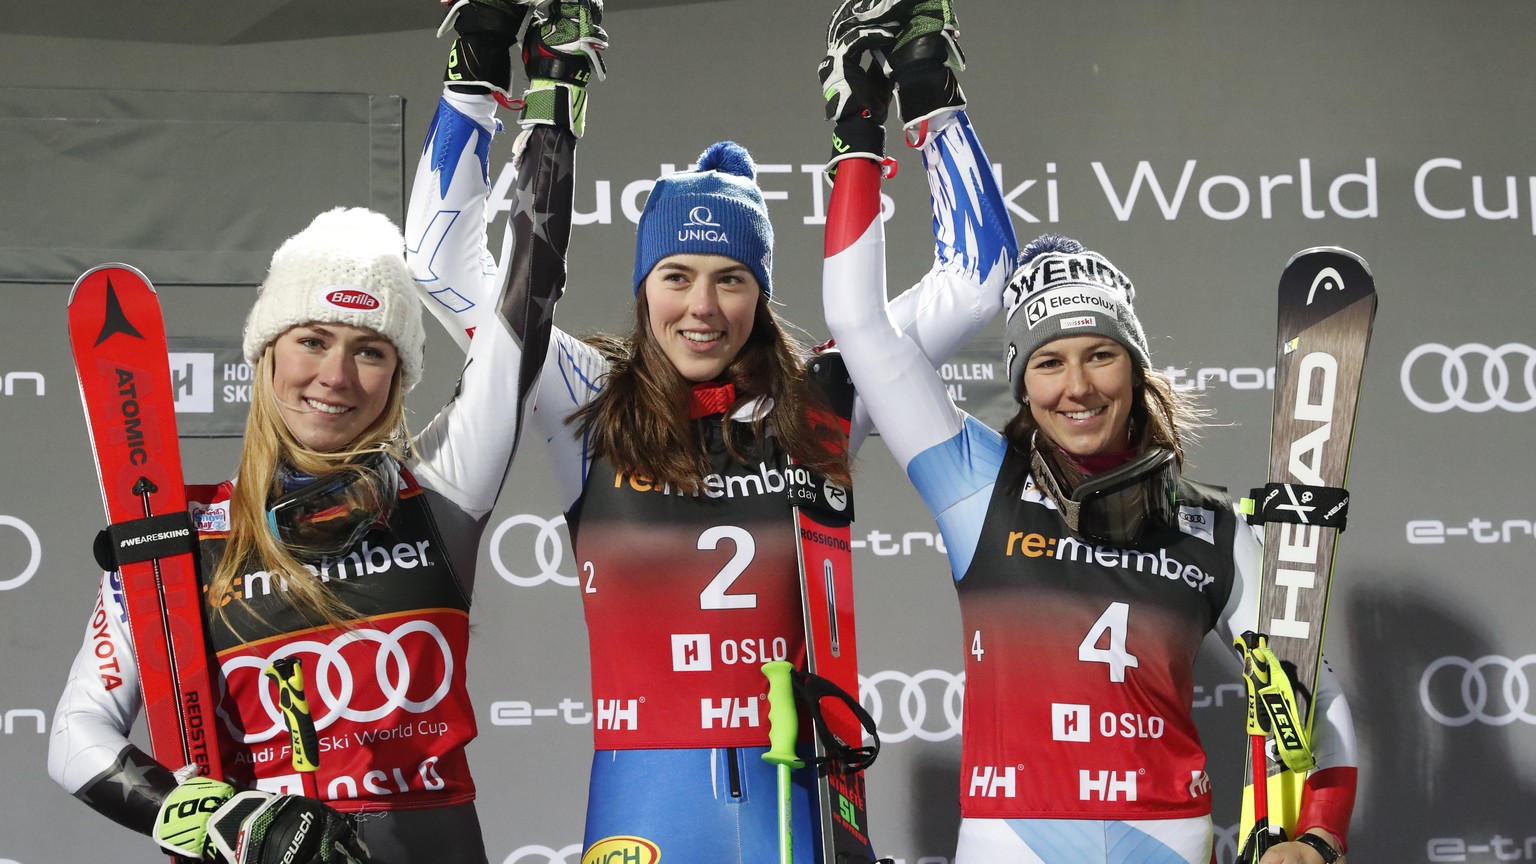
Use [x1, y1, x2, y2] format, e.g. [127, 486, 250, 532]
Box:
[677, 205, 731, 245]
[1026, 288, 1123, 329]
[318, 286, 381, 311]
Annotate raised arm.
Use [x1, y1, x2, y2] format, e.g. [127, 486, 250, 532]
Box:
[817, 1, 1016, 452]
[408, 0, 607, 532]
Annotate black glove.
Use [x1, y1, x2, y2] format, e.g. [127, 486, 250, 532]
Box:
[440, 0, 542, 100]
[206, 791, 369, 864]
[153, 779, 368, 864]
[519, 0, 608, 136]
[818, 0, 898, 169]
[885, 1, 967, 147]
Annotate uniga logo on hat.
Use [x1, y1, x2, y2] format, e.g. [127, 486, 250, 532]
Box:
[678, 205, 731, 244]
[318, 286, 381, 311]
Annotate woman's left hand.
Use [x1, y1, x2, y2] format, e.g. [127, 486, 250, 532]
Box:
[1258, 831, 1343, 864]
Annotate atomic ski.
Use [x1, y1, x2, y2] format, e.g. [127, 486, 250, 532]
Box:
[1236, 248, 1376, 861]
[790, 348, 882, 864]
[69, 264, 224, 781]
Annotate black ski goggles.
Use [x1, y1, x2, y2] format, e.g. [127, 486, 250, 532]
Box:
[1031, 444, 1178, 546]
[266, 450, 400, 561]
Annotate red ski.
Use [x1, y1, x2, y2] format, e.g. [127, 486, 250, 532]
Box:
[69, 264, 223, 780]
[794, 348, 882, 864]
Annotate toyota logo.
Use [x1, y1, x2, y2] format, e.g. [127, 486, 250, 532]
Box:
[221, 621, 454, 741]
[502, 844, 581, 864]
[491, 514, 576, 588]
[861, 669, 965, 743]
[1419, 654, 1536, 726]
[1401, 342, 1536, 413]
[0, 516, 41, 591]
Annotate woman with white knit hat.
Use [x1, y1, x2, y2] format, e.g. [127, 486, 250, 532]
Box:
[406, 2, 1017, 860]
[46, 4, 600, 862]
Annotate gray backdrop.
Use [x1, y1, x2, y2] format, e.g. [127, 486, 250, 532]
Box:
[2, 2, 1534, 862]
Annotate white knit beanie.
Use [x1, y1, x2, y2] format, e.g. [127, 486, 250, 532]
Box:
[243, 207, 426, 391]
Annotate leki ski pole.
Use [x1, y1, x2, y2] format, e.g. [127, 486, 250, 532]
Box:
[762, 660, 804, 864]
[265, 657, 321, 800]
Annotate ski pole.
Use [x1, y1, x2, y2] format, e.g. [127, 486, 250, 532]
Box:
[265, 657, 321, 800]
[762, 660, 804, 864]
[1235, 632, 1279, 863]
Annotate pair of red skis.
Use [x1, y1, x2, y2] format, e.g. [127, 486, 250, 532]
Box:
[69, 266, 321, 805]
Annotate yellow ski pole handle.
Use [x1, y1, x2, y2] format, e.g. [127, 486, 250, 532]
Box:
[264, 657, 321, 797]
[762, 660, 803, 864]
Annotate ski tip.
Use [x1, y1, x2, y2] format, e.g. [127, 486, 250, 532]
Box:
[1284, 246, 1373, 278]
[68, 263, 157, 305]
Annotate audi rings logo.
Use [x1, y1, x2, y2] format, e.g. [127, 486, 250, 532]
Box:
[502, 843, 581, 864]
[491, 514, 575, 588]
[1419, 654, 1536, 726]
[222, 622, 454, 742]
[1401, 342, 1536, 413]
[861, 669, 965, 743]
[0, 516, 41, 591]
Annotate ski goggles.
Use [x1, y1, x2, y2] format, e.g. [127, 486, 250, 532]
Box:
[1031, 444, 1178, 546]
[266, 450, 400, 561]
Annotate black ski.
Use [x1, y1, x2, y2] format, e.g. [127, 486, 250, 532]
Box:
[1237, 247, 1376, 859]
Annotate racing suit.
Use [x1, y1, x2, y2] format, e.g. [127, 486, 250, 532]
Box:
[407, 92, 1017, 862]
[47, 117, 577, 864]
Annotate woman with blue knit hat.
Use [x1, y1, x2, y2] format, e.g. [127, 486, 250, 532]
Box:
[406, 3, 1017, 860]
[820, 6, 1360, 860]
[47, 4, 599, 862]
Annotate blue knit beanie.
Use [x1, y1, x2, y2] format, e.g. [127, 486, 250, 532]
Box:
[633, 141, 774, 296]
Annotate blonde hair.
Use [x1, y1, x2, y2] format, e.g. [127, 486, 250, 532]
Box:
[207, 345, 409, 634]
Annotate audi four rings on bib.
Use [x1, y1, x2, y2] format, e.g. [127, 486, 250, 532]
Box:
[220, 621, 455, 741]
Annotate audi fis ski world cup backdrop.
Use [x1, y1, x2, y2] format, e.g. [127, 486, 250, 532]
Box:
[2, 2, 1535, 863]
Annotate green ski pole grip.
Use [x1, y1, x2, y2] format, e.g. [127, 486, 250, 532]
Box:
[761, 660, 804, 768]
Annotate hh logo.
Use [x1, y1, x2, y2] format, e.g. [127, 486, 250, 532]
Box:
[968, 765, 1016, 798]
[672, 633, 712, 671]
[1052, 703, 1091, 742]
[1079, 770, 1137, 802]
[596, 699, 638, 731]
[701, 697, 759, 729]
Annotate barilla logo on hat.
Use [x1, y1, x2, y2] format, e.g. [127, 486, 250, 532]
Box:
[1025, 289, 1122, 329]
[318, 286, 381, 311]
[678, 206, 730, 244]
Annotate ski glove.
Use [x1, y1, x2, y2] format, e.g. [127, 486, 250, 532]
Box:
[520, 0, 608, 136]
[818, 0, 897, 169]
[439, 0, 543, 101]
[155, 780, 369, 864]
[886, 1, 967, 147]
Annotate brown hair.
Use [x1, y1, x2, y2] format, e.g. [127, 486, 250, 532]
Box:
[1003, 366, 1204, 487]
[568, 292, 850, 490]
[207, 345, 409, 634]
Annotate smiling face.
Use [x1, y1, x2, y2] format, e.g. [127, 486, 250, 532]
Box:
[1022, 335, 1136, 458]
[642, 253, 761, 383]
[270, 323, 399, 452]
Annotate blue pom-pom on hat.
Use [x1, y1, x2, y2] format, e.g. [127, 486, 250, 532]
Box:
[633, 140, 774, 296]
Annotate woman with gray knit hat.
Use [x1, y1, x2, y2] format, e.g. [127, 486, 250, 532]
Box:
[824, 209, 1362, 861]
[406, 4, 1016, 860]
[47, 4, 595, 861]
